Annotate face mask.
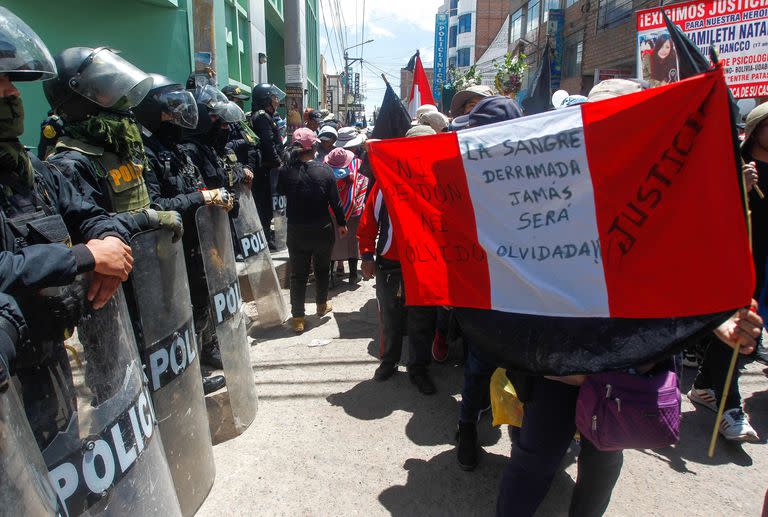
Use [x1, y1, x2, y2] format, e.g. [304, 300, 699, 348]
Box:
[0, 96, 25, 139]
[156, 121, 184, 145]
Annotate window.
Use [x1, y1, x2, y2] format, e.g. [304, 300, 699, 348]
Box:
[510, 8, 523, 42]
[224, 0, 251, 85]
[526, 0, 540, 36]
[449, 25, 458, 48]
[566, 0, 578, 7]
[457, 48, 471, 67]
[598, 0, 633, 29]
[449, 56, 457, 68]
[542, 0, 561, 22]
[458, 13, 472, 33]
[449, 0, 458, 16]
[563, 34, 583, 77]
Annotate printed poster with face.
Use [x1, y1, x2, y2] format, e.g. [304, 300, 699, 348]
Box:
[637, 0, 768, 98]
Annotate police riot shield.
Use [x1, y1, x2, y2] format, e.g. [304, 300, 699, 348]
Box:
[232, 185, 288, 328]
[0, 381, 59, 517]
[195, 205, 257, 433]
[42, 287, 182, 517]
[129, 229, 215, 516]
[270, 168, 287, 251]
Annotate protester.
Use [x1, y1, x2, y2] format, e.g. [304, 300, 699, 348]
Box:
[448, 84, 494, 116]
[278, 127, 347, 333]
[452, 96, 524, 471]
[316, 124, 337, 162]
[358, 125, 437, 395]
[335, 126, 366, 152]
[324, 147, 369, 283]
[304, 108, 321, 132]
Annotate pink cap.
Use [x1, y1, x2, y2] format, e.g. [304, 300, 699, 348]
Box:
[324, 147, 354, 169]
[292, 127, 319, 150]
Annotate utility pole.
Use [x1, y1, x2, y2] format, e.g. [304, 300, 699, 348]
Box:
[342, 39, 374, 125]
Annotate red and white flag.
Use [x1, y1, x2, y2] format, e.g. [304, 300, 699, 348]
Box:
[407, 53, 436, 118]
[369, 69, 753, 319]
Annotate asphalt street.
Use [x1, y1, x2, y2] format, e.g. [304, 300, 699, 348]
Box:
[198, 267, 768, 517]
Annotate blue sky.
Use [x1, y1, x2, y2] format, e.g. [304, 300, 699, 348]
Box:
[318, 0, 444, 120]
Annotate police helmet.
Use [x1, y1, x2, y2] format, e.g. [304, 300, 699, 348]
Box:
[134, 73, 198, 132]
[43, 47, 153, 121]
[251, 83, 285, 110]
[0, 7, 56, 81]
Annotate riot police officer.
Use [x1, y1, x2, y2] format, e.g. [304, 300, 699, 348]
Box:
[181, 85, 248, 368]
[42, 47, 183, 240]
[0, 7, 134, 448]
[250, 83, 285, 249]
[134, 74, 230, 392]
[222, 85, 259, 188]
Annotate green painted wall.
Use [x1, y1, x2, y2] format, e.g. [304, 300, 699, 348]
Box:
[265, 14, 285, 118]
[4, 0, 194, 146]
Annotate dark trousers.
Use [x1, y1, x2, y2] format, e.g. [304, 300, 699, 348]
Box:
[255, 168, 274, 240]
[375, 259, 434, 374]
[693, 336, 742, 409]
[287, 223, 334, 317]
[460, 343, 496, 422]
[497, 377, 623, 517]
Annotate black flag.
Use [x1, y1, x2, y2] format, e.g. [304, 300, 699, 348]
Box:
[521, 39, 552, 115]
[371, 81, 411, 140]
[661, 5, 711, 79]
[404, 50, 419, 73]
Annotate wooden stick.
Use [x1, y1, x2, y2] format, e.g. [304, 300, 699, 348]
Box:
[755, 184, 766, 199]
[708, 345, 739, 457]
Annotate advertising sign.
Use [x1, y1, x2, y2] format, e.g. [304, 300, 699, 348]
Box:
[547, 9, 565, 90]
[637, 0, 768, 97]
[433, 13, 450, 105]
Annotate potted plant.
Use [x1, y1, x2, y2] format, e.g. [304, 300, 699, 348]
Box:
[493, 52, 528, 97]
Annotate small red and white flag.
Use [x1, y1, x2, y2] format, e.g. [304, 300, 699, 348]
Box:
[369, 69, 753, 320]
[406, 52, 436, 118]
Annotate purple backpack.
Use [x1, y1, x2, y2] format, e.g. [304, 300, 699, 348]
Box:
[575, 370, 681, 451]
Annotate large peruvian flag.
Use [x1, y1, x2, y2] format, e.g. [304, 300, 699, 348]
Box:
[368, 69, 753, 373]
[407, 53, 436, 118]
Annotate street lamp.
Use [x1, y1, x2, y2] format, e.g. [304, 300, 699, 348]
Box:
[343, 39, 374, 124]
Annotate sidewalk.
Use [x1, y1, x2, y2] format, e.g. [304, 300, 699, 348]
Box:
[198, 277, 768, 516]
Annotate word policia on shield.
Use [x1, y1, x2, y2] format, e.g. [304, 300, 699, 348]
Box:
[368, 69, 753, 320]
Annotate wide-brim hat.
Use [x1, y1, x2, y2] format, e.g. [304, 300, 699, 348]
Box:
[325, 147, 355, 178]
[335, 126, 366, 148]
[318, 125, 338, 141]
[405, 124, 437, 137]
[745, 102, 768, 143]
[587, 79, 646, 102]
[449, 84, 494, 116]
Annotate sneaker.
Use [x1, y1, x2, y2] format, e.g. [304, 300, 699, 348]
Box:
[456, 421, 479, 471]
[291, 317, 305, 333]
[410, 371, 436, 395]
[687, 388, 718, 412]
[682, 349, 701, 368]
[719, 408, 760, 442]
[316, 302, 333, 317]
[432, 331, 448, 363]
[374, 362, 397, 381]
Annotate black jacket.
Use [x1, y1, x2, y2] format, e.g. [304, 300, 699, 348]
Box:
[251, 110, 282, 169]
[226, 121, 261, 173]
[0, 153, 129, 295]
[0, 292, 26, 372]
[180, 138, 244, 191]
[277, 160, 346, 227]
[143, 132, 205, 216]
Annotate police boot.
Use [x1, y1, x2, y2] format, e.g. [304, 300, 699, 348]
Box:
[202, 374, 226, 395]
[201, 342, 224, 370]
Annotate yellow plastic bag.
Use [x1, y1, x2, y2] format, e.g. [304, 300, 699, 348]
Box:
[490, 368, 524, 428]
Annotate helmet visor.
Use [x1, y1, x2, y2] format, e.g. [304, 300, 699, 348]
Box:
[194, 84, 228, 108]
[68, 48, 152, 108]
[0, 6, 56, 81]
[212, 101, 245, 123]
[268, 84, 286, 101]
[157, 89, 198, 128]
